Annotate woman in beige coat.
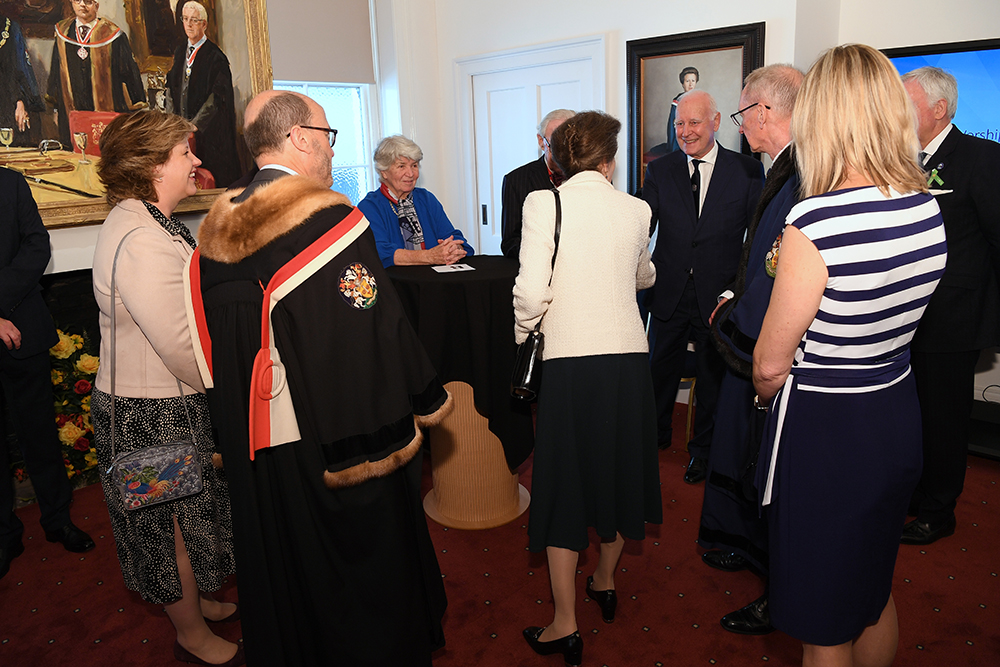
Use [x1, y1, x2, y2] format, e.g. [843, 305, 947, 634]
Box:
[92, 111, 241, 667]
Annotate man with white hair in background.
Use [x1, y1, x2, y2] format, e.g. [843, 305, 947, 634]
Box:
[167, 1, 241, 187]
[900, 66, 1000, 546]
[501, 108, 575, 259]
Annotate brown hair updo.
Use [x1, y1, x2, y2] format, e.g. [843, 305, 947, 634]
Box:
[550, 110, 620, 179]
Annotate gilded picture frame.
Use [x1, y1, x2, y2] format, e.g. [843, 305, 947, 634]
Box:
[5, 0, 272, 228]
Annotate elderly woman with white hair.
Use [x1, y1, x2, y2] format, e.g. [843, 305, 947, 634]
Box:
[358, 135, 474, 267]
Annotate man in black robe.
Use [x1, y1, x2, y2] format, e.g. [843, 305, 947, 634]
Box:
[0, 16, 45, 147]
[46, 0, 146, 146]
[167, 1, 240, 187]
[186, 90, 450, 666]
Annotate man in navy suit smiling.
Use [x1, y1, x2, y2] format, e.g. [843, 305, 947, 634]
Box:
[642, 90, 763, 483]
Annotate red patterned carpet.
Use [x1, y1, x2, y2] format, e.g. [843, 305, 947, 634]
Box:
[2, 405, 998, 666]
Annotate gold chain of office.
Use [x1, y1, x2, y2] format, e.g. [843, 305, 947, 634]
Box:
[0, 19, 10, 49]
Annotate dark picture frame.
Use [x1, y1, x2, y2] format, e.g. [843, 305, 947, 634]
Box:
[626, 22, 765, 194]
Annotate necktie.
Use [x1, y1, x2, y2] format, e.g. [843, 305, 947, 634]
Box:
[691, 159, 703, 218]
[187, 45, 195, 59]
[918, 151, 928, 168]
[79, 25, 90, 41]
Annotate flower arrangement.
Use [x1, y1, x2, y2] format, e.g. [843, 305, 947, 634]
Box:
[49, 329, 100, 482]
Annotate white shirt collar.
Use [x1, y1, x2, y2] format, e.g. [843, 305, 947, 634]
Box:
[187, 35, 207, 50]
[259, 164, 299, 176]
[921, 123, 954, 165]
[687, 140, 719, 166]
[772, 142, 791, 163]
[76, 18, 98, 30]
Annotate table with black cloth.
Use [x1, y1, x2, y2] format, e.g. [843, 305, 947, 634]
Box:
[386, 255, 533, 529]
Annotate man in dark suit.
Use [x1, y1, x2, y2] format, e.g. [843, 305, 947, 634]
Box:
[643, 89, 764, 483]
[901, 67, 1000, 546]
[0, 167, 95, 580]
[698, 64, 804, 635]
[500, 109, 575, 259]
[167, 1, 241, 188]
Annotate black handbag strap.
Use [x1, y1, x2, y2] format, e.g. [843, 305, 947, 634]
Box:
[107, 227, 195, 465]
[533, 187, 561, 334]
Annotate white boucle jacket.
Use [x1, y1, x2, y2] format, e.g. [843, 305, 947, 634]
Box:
[513, 170, 655, 361]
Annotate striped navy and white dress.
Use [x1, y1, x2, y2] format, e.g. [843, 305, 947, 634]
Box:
[758, 186, 946, 646]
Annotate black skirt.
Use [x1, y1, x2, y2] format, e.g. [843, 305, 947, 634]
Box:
[528, 353, 662, 552]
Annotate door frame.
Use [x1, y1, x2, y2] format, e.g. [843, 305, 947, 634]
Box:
[453, 35, 606, 251]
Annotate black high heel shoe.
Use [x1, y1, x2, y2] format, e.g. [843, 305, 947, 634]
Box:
[586, 575, 617, 623]
[522, 626, 583, 666]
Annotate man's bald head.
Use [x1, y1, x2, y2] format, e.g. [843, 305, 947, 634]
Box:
[243, 90, 313, 160]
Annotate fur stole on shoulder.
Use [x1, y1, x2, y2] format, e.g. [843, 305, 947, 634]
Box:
[198, 176, 353, 263]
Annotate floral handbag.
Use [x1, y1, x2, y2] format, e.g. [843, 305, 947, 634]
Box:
[104, 228, 204, 510]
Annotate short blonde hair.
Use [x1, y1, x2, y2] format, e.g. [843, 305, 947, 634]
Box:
[98, 111, 196, 206]
[792, 44, 926, 199]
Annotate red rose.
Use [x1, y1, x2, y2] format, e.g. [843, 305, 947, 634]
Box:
[73, 437, 90, 451]
[56, 414, 70, 427]
[74, 379, 92, 394]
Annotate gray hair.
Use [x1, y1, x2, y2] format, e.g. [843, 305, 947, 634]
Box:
[182, 1, 208, 21]
[537, 109, 576, 137]
[742, 64, 804, 119]
[373, 135, 423, 176]
[677, 89, 718, 118]
[243, 92, 312, 158]
[901, 66, 958, 120]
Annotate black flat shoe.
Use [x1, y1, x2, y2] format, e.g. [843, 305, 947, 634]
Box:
[901, 515, 956, 545]
[702, 550, 750, 572]
[44, 523, 95, 553]
[684, 456, 708, 484]
[720, 594, 775, 635]
[174, 641, 246, 666]
[585, 575, 617, 623]
[1, 540, 25, 580]
[522, 626, 583, 666]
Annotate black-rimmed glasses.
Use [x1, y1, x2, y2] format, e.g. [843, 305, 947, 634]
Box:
[287, 126, 338, 147]
[730, 102, 771, 127]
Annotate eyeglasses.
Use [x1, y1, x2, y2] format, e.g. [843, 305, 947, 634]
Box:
[181, 16, 206, 24]
[730, 102, 771, 127]
[287, 126, 338, 148]
[71, 0, 97, 6]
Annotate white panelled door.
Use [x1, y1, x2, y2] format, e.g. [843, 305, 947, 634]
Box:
[470, 60, 596, 256]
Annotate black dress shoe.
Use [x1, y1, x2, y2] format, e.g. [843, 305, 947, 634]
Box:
[720, 594, 775, 635]
[684, 456, 708, 484]
[585, 575, 617, 623]
[901, 515, 956, 545]
[522, 626, 583, 666]
[1, 540, 25, 580]
[44, 523, 96, 553]
[174, 641, 246, 666]
[702, 550, 750, 572]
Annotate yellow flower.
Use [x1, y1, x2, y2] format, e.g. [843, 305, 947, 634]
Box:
[65, 465, 75, 479]
[71, 334, 84, 350]
[82, 413, 92, 431]
[50, 331, 76, 359]
[81, 396, 91, 412]
[58, 422, 86, 447]
[51, 369, 64, 385]
[85, 450, 99, 468]
[75, 354, 100, 375]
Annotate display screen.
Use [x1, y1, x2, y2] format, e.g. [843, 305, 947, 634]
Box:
[885, 39, 1000, 143]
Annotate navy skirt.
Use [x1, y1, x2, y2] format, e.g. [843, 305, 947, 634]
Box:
[528, 353, 662, 552]
[761, 372, 922, 645]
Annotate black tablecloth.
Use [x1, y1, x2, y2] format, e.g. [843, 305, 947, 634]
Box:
[386, 255, 534, 469]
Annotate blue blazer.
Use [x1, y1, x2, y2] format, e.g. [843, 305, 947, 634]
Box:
[358, 187, 474, 268]
[642, 144, 763, 323]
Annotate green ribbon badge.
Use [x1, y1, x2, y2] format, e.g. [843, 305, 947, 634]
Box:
[927, 165, 944, 187]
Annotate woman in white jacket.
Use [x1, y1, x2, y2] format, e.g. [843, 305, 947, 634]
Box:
[514, 110, 661, 667]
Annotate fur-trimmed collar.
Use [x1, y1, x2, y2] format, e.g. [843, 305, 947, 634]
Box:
[198, 175, 353, 263]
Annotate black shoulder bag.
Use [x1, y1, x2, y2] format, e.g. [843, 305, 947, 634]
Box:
[511, 188, 561, 401]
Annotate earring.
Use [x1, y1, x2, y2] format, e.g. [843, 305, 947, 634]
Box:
[155, 176, 163, 182]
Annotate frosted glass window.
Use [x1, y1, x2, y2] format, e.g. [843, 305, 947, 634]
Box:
[273, 81, 375, 205]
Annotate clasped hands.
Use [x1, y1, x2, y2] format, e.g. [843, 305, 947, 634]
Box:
[0, 317, 22, 350]
[430, 236, 467, 266]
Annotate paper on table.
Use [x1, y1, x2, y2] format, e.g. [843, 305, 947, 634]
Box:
[431, 263, 475, 273]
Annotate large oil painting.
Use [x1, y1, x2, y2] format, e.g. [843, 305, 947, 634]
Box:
[0, 0, 272, 227]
